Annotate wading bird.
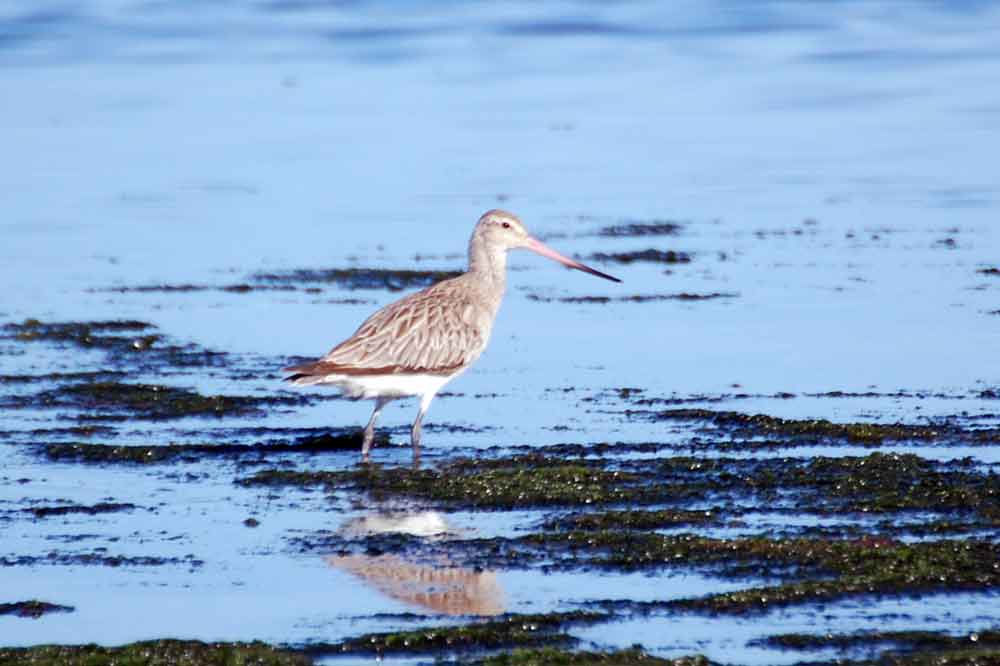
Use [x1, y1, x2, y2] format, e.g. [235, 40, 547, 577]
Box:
[284, 209, 620, 462]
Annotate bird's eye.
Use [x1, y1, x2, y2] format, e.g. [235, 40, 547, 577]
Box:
[502, 222, 511, 229]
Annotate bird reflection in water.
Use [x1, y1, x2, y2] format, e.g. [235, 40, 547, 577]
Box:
[326, 510, 504, 617]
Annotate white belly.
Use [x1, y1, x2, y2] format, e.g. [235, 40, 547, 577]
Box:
[310, 372, 458, 401]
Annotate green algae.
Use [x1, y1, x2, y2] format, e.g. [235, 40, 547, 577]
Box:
[596, 221, 682, 238]
[647, 409, 944, 443]
[3, 319, 161, 354]
[237, 469, 345, 488]
[43, 431, 376, 464]
[444, 533, 1000, 613]
[96, 283, 297, 294]
[251, 267, 462, 291]
[470, 647, 713, 666]
[2, 319, 228, 368]
[0, 371, 127, 384]
[526, 293, 736, 304]
[309, 611, 607, 655]
[0, 640, 310, 666]
[0, 640, 713, 666]
[22, 381, 307, 420]
[536, 531, 996, 579]
[753, 628, 1000, 666]
[0, 600, 74, 618]
[240, 451, 1000, 531]
[630, 452, 1000, 522]
[865, 650, 1000, 665]
[543, 509, 719, 531]
[273, 447, 1000, 613]
[24, 502, 136, 518]
[797, 453, 1000, 518]
[1, 424, 115, 439]
[757, 627, 1000, 651]
[664, 538, 1000, 613]
[240, 458, 640, 509]
[588, 249, 691, 264]
[0, 552, 203, 568]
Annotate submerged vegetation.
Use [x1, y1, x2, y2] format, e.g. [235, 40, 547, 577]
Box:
[41, 431, 377, 464]
[0, 600, 74, 618]
[3, 310, 999, 664]
[308, 611, 607, 655]
[251, 267, 462, 291]
[1, 319, 225, 367]
[594, 221, 682, 238]
[0, 641, 311, 666]
[525, 293, 737, 304]
[240, 450, 1000, 524]
[23, 381, 304, 419]
[587, 249, 691, 264]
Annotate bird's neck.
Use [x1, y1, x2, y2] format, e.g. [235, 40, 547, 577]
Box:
[468, 236, 508, 292]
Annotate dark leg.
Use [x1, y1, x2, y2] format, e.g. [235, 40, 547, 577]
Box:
[362, 397, 390, 461]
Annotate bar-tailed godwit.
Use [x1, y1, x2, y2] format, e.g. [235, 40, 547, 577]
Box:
[284, 209, 620, 461]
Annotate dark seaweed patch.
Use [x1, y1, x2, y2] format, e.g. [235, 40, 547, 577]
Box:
[640, 408, 951, 443]
[320, 532, 1000, 614]
[24, 502, 137, 518]
[3, 319, 158, 350]
[553, 536, 1000, 612]
[595, 221, 682, 238]
[754, 627, 1000, 651]
[2, 319, 228, 368]
[272, 448, 1000, 619]
[252, 268, 461, 291]
[0, 425, 116, 439]
[239, 457, 641, 509]
[527, 293, 736, 304]
[0, 637, 710, 666]
[43, 431, 380, 464]
[0, 600, 75, 618]
[96, 283, 297, 294]
[92, 284, 373, 304]
[16, 381, 308, 420]
[303, 611, 606, 655]
[617, 388, 975, 408]
[542, 509, 719, 531]
[0, 371, 127, 384]
[587, 249, 691, 264]
[0, 640, 310, 665]
[0, 552, 203, 568]
[244, 451, 1000, 523]
[475, 648, 713, 666]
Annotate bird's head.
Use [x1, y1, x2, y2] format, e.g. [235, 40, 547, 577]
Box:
[472, 209, 621, 283]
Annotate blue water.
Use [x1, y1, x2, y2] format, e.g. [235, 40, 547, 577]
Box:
[2, 0, 999, 661]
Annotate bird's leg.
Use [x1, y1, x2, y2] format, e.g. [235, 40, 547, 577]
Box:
[410, 393, 434, 467]
[410, 409, 424, 466]
[362, 397, 390, 461]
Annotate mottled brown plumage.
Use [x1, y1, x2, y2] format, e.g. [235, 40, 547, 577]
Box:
[285, 272, 499, 379]
[284, 209, 620, 462]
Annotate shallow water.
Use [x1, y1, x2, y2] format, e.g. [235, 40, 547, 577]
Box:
[2, 0, 1000, 662]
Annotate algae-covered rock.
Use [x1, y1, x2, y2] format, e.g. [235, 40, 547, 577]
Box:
[313, 611, 606, 655]
[0, 600, 74, 618]
[473, 646, 714, 666]
[0, 640, 311, 666]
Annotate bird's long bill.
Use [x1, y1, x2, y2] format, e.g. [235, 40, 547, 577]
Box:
[524, 237, 622, 283]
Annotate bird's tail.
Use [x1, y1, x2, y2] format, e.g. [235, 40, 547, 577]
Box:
[282, 360, 330, 386]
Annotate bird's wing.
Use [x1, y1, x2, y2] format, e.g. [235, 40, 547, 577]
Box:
[308, 279, 491, 376]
